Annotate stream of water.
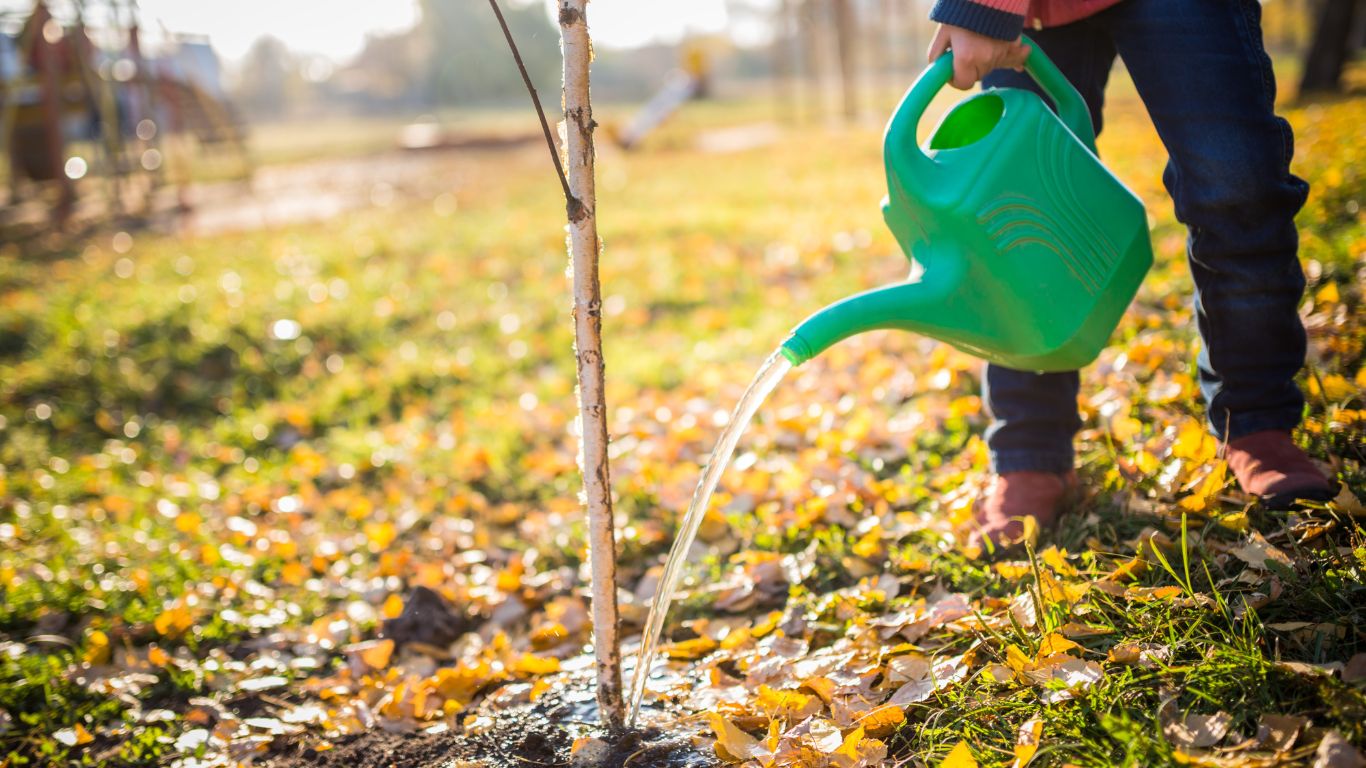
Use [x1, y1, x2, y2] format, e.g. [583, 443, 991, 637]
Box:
[626, 350, 793, 726]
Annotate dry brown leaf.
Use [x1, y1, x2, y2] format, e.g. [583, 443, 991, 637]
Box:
[1342, 653, 1366, 683]
[1230, 532, 1293, 571]
[1037, 659, 1103, 704]
[1057, 622, 1113, 639]
[1313, 731, 1366, 768]
[1161, 700, 1233, 749]
[1275, 660, 1343, 677]
[570, 736, 612, 766]
[885, 653, 931, 685]
[888, 653, 970, 705]
[807, 718, 844, 753]
[1174, 713, 1232, 749]
[1331, 487, 1366, 517]
[1171, 750, 1284, 767]
[981, 663, 1014, 684]
[1256, 714, 1308, 753]
[1107, 642, 1170, 668]
[1266, 621, 1316, 631]
[1009, 592, 1039, 628]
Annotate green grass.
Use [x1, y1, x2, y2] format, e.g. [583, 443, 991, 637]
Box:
[0, 73, 1363, 767]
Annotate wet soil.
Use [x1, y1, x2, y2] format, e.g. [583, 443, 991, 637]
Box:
[263, 677, 716, 768]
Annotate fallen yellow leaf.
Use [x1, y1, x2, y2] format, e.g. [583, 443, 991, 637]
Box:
[941, 740, 978, 768]
[364, 521, 397, 550]
[84, 629, 111, 666]
[1178, 460, 1228, 513]
[707, 712, 763, 763]
[755, 685, 821, 724]
[1013, 717, 1043, 767]
[1036, 633, 1081, 659]
[53, 723, 94, 747]
[279, 561, 309, 586]
[511, 653, 560, 676]
[664, 636, 717, 660]
[354, 639, 394, 670]
[858, 704, 905, 738]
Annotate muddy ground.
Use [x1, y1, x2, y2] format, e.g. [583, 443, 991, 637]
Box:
[262, 679, 717, 768]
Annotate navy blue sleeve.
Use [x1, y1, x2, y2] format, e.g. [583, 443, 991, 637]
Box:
[929, 0, 1026, 41]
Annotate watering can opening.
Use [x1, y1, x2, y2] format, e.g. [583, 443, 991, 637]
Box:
[928, 92, 1005, 151]
[780, 40, 1154, 372]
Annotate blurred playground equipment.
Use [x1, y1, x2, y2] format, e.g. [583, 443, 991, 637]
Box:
[613, 39, 714, 150]
[0, 0, 249, 227]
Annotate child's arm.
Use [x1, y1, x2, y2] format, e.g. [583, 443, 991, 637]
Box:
[925, 0, 1031, 90]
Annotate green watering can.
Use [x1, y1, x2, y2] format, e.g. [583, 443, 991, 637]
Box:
[779, 40, 1153, 372]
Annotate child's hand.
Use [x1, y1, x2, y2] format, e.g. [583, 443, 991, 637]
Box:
[928, 24, 1030, 90]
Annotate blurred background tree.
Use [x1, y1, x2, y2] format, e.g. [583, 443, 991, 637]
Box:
[236, 36, 302, 119]
[422, 0, 559, 106]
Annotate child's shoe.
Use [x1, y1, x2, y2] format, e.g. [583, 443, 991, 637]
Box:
[968, 470, 1078, 552]
[1224, 430, 1335, 510]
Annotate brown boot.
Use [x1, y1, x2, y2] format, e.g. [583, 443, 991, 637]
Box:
[1224, 430, 1334, 510]
[968, 470, 1078, 552]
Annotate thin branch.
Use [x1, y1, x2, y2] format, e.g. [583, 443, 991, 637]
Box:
[485, 0, 580, 218]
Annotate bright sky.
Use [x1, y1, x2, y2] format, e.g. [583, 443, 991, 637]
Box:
[0, 0, 734, 62]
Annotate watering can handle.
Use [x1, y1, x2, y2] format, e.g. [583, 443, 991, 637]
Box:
[885, 38, 1098, 172]
[1017, 38, 1097, 152]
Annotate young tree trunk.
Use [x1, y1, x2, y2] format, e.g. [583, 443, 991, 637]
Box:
[559, 0, 625, 734]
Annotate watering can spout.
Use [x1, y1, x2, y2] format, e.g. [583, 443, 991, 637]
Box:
[780, 38, 1153, 372]
[779, 266, 963, 367]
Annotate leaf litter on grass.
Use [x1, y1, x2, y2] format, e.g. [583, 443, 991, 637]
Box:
[0, 89, 1363, 767]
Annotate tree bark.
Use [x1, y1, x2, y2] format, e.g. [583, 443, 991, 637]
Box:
[558, 0, 625, 734]
[774, 0, 797, 122]
[876, 0, 894, 89]
[33, 5, 75, 223]
[1299, 0, 1359, 95]
[799, 0, 827, 121]
[832, 0, 858, 121]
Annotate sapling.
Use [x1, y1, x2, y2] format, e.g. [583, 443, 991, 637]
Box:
[485, 0, 626, 733]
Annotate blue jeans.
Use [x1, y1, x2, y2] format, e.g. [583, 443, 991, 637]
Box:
[980, 0, 1310, 474]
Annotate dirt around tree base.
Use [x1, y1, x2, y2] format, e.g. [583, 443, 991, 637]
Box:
[263, 678, 717, 768]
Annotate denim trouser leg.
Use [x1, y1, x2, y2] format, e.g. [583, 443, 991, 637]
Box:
[980, 25, 1114, 475]
[1103, 0, 1310, 440]
[977, 1, 1310, 473]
